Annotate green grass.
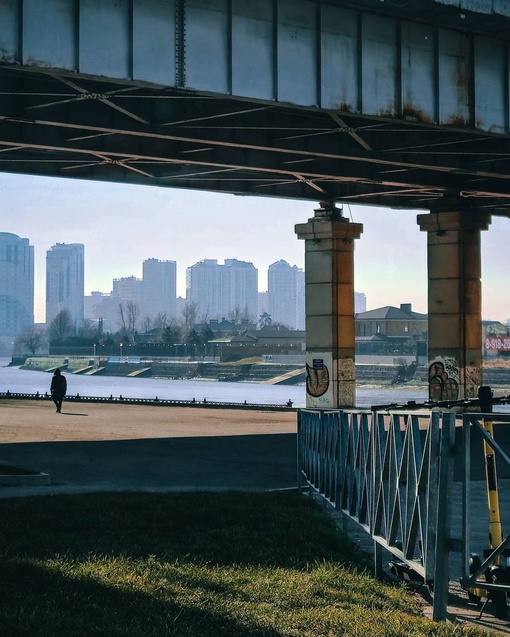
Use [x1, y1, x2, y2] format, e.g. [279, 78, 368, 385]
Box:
[0, 491, 489, 637]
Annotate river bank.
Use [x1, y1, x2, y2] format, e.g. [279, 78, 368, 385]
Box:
[18, 355, 429, 386]
[4, 358, 510, 411]
[16, 355, 510, 389]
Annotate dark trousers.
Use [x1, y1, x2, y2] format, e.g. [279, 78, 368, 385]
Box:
[52, 394, 64, 412]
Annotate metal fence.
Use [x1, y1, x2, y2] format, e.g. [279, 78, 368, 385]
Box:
[0, 391, 295, 411]
[460, 413, 510, 618]
[297, 408, 486, 621]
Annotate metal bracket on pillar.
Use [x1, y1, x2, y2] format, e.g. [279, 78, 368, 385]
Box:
[314, 200, 345, 222]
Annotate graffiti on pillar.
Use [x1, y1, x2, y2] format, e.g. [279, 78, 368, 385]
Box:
[306, 359, 330, 397]
[338, 357, 355, 381]
[428, 358, 459, 401]
[338, 358, 356, 406]
[465, 366, 481, 399]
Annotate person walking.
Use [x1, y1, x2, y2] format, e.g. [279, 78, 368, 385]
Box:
[50, 368, 67, 413]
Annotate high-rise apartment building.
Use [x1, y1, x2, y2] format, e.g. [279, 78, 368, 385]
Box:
[85, 260, 177, 333]
[84, 291, 118, 333]
[355, 292, 367, 314]
[186, 259, 222, 319]
[268, 260, 305, 330]
[186, 259, 258, 321]
[0, 232, 34, 344]
[112, 276, 142, 305]
[141, 258, 177, 319]
[46, 243, 84, 328]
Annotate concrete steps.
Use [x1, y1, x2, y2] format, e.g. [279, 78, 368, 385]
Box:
[263, 368, 306, 385]
[73, 365, 94, 374]
[128, 367, 152, 377]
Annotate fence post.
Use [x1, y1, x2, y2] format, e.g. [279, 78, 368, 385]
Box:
[432, 412, 456, 621]
[374, 541, 383, 579]
[461, 414, 471, 587]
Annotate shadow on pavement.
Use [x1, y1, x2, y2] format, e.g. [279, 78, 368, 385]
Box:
[0, 433, 297, 493]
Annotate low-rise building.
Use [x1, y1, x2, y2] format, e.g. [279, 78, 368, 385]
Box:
[355, 303, 427, 356]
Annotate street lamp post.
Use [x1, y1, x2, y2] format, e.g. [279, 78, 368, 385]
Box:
[120, 343, 123, 360]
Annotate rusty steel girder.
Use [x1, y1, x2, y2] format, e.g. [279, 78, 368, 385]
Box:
[1, 0, 510, 211]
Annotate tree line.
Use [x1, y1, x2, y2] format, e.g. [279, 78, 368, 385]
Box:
[14, 300, 265, 356]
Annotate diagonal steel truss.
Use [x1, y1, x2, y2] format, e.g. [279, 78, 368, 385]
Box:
[2, 65, 510, 212]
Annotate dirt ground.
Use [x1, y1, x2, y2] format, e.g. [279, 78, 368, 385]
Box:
[0, 399, 297, 443]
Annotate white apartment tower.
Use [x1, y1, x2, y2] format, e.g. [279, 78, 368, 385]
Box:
[268, 260, 305, 330]
[186, 259, 258, 321]
[0, 232, 34, 343]
[355, 292, 367, 314]
[112, 276, 142, 305]
[46, 243, 84, 328]
[142, 258, 177, 319]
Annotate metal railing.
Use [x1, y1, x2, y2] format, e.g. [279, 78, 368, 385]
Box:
[460, 413, 510, 614]
[0, 391, 296, 411]
[298, 408, 457, 621]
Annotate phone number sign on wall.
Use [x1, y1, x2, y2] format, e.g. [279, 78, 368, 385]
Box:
[485, 337, 510, 351]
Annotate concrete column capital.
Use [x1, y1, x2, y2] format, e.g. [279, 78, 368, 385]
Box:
[417, 210, 491, 234]
[295, 217, 363, 242]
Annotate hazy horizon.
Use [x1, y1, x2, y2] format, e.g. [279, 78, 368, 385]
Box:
[2, 172, 509, 325]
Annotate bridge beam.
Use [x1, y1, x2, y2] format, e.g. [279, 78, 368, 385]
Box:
[418, 210, 491, 401]
[296, 203, 363, 408]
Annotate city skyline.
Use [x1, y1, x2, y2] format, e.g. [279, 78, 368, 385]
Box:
[2, 172, 510, 325]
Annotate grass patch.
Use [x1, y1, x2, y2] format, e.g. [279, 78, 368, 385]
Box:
[0, 491, 489, 637]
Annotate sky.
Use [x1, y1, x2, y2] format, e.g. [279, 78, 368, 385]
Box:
[1, 171, 509, 325]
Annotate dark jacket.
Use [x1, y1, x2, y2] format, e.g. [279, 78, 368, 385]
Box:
[51, 373, 67, 397]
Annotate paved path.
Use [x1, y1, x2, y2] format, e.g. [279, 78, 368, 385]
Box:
[0, 399, 297, 497]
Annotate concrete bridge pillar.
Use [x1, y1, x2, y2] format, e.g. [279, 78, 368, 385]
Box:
[417, 210, 491, 401]
[295, 202, 363, 408]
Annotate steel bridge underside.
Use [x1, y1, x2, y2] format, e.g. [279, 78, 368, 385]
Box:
[1, 0, 510, 213]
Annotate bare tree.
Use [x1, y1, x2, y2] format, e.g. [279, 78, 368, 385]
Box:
[142, 315, 153, 334]
[241, 304, 255, 324]
[118, 303, 127, 336]
[118, 301, 140, 340]
[126, 301, 140, 340]
[182, 300, 198, 336]
[77, 319, 96, 340]
[228, 306, 242, 325]
[198, 308, 210, 325]
[153, 312, 168, 331]
[14, 327, 44, 355]
[48, 308, 73, 342]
